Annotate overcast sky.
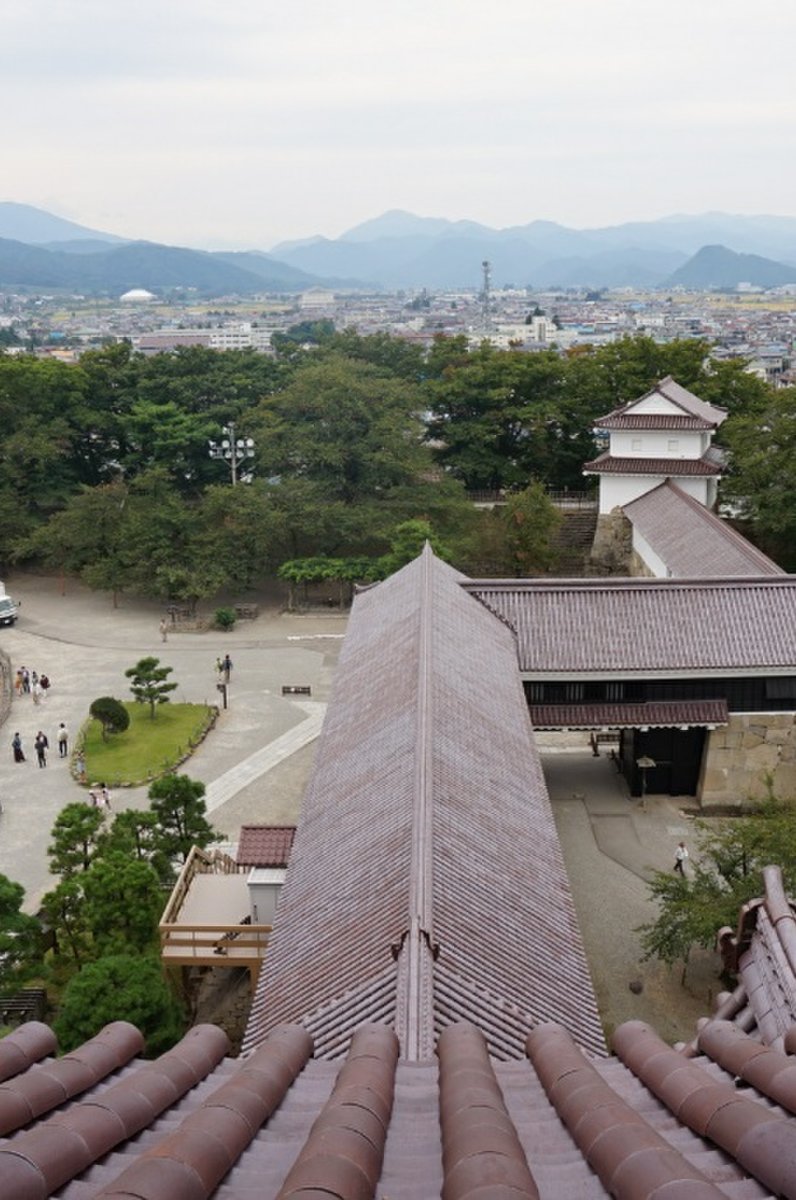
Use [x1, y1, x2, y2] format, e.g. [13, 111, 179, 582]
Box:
[3, 1, 795, 250]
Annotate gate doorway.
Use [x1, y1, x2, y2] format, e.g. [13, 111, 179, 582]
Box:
[620, 726, 707, 797]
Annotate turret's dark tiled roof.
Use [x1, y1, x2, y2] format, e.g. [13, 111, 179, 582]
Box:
[583, 452, 722, 476]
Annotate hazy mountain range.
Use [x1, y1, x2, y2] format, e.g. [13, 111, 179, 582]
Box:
[2, 201, 796, 294]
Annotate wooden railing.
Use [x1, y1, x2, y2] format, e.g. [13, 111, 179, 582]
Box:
[161, 845, 242, 926]
[160, 921, 271, 962]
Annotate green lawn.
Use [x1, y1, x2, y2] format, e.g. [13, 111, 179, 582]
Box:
[81, 702, 215, 787]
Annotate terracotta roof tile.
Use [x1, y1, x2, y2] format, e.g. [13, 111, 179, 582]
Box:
[236, 825, 296, 868]
[0, 1022, 56, 1084]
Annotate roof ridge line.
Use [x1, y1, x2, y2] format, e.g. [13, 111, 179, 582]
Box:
[394, 544, 437, 1060]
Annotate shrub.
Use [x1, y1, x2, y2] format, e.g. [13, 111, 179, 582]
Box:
[213, 606, 237, 631]
[89, 697, 130, 742]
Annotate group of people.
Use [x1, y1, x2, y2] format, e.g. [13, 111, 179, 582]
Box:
[87, 782, 112, 809]
[14, 666, 52, 704]
[11, 723, 69, 766]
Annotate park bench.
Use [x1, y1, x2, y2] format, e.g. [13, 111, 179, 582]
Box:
[282, 685, 312, 696]
[234, 603, 259, 620]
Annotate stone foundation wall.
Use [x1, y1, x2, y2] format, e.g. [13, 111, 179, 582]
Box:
[588, 510, 633, 575]
[700, 712, 796, 808]
[533, 730, 592, 752]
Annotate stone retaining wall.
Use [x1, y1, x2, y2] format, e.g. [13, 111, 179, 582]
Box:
[700, 712, 796, 808]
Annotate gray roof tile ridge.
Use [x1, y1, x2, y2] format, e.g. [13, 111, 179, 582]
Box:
[613, 1018, 796, 1197]
[438, 1022, 540, 1198]
[0, 1023, 230, 1197]
[394, 542, 437, 1062]
[275, 1024, 398, 1200]
[529, 1021, 729, 1197]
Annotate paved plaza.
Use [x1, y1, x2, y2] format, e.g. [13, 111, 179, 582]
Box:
[0, 574, 346, 911]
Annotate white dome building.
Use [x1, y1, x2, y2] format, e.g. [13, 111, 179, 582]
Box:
[119, 288, 156, 303]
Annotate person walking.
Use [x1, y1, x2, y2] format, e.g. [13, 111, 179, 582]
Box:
[673, 840, 689, 875]
[160, 618, 168, 643]
[21, 667, 30, 694]
[11, 732, 25, 763]
[34, 731, 48, 768]
[222, 653, 233, 683]
[14, 669, 23, 696]
[99, 782, 112, 810]
[57, 723, 69, 758]
[75, 750, 86, 783]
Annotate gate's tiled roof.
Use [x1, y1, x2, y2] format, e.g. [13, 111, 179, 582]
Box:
[464, 576, 796, 677]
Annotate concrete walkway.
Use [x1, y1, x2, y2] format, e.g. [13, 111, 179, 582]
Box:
[543, 748, 714, 1044]
[0, 574, 345, 911]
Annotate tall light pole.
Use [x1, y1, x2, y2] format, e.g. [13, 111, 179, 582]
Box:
[208, 422, 254, 486]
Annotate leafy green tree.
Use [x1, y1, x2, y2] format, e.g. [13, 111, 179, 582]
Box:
[720, 385, 796, 571]
[147, 774, 219, 865]
[89, 697, 130, 742]
[425, 344, 572, 490]
[48, 803, 105, 878]
[99, 809, 171, 882]
[378, 519, 453, 576]
[125, 656, 178, 718]
[82, 854, 164, 955]
[251, 353, 429, 504]
[502, 482, 562, 575]
[0, 874, 40, 990]
[39, 878, 90, 967]
[54, 954, 184, 1055]
[638, 791, 796, 981]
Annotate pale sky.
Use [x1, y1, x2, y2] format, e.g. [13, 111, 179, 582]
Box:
[3, 0, 795, 250]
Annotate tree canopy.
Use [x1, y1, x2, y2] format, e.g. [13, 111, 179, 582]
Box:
[125, 656, 178, 718]
[1, 331, 785, 589]
[638, 791, 796, 980]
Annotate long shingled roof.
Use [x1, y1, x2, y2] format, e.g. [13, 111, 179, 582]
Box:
[243, 545, 604, 1061]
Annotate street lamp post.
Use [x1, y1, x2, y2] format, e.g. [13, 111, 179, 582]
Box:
[208, 422, 255, 486]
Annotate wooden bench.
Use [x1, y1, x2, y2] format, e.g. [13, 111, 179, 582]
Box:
[234, 604, 259, 620]
[282, 685, 312, 696]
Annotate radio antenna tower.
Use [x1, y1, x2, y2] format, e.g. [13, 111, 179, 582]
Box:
[480, 259, 492, 327]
